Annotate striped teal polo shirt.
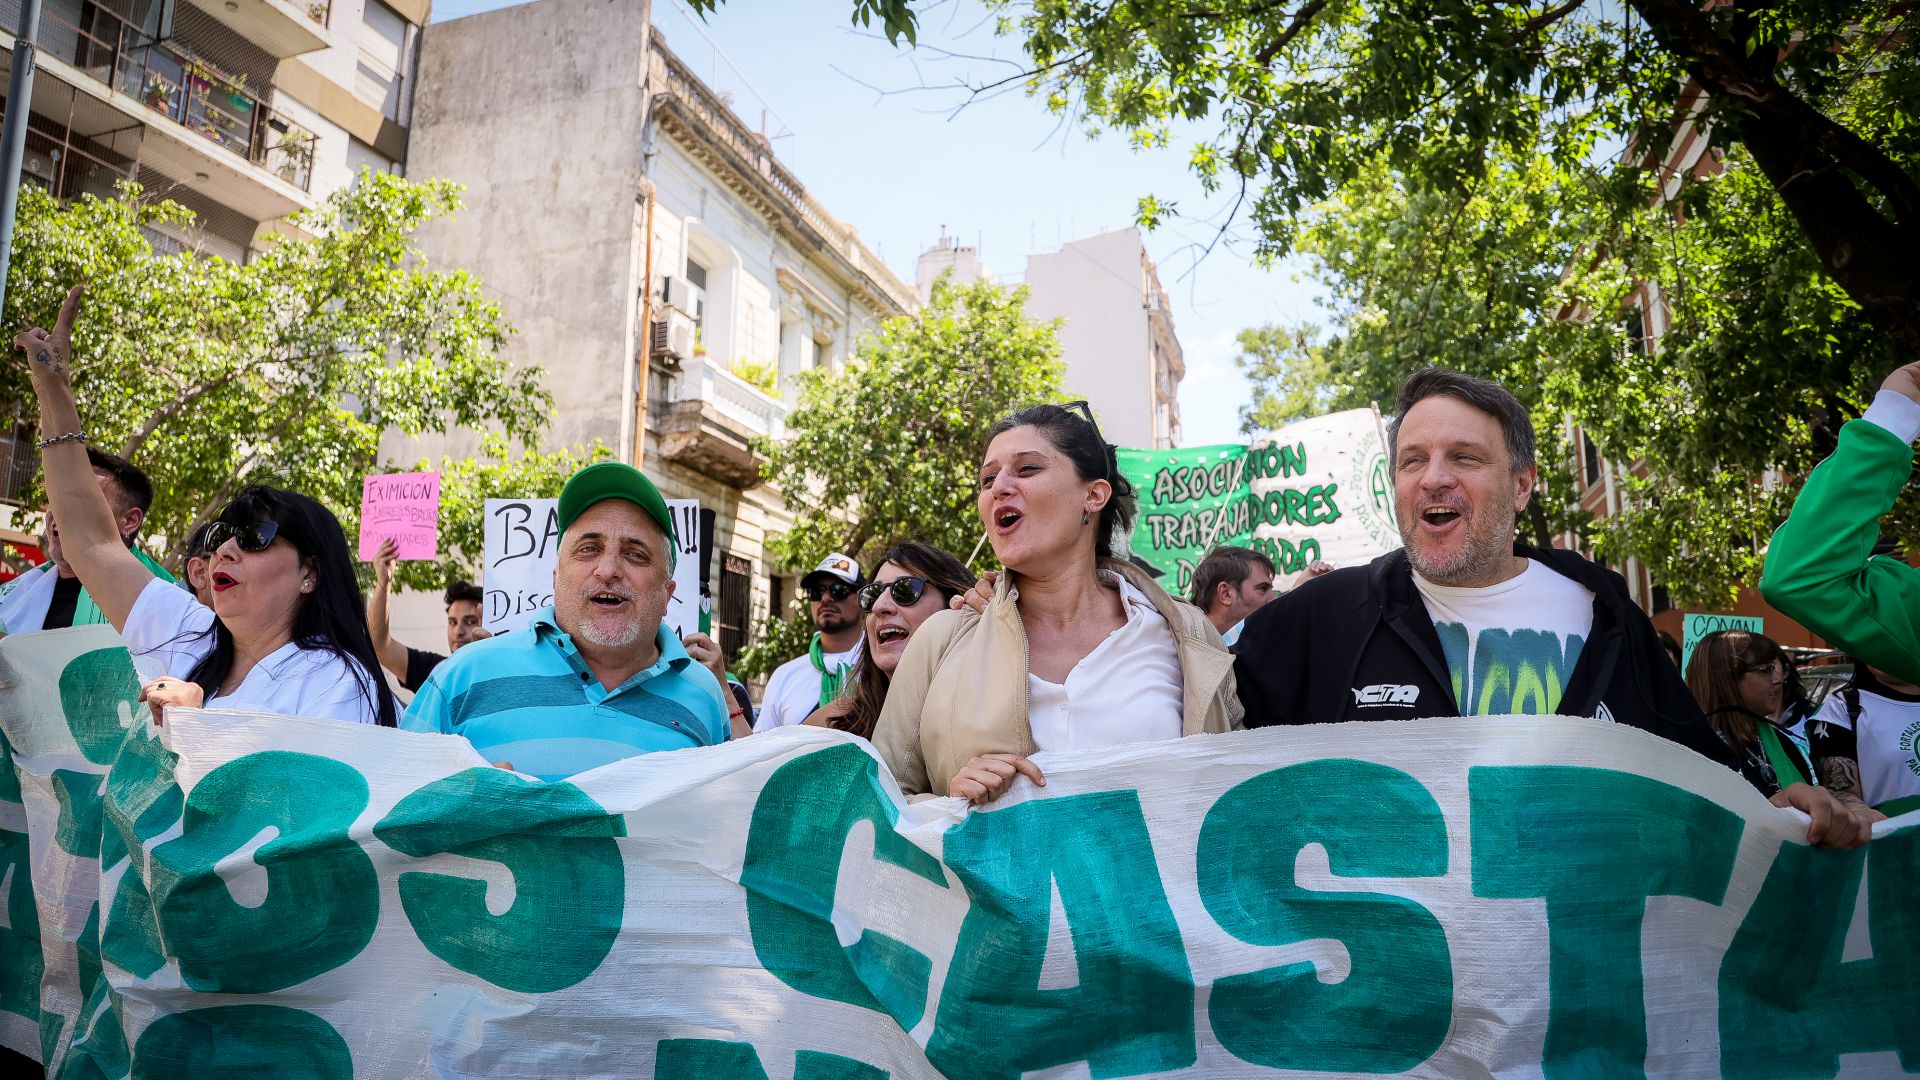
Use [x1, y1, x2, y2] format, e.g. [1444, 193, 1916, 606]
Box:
[402, 607, 730, 781]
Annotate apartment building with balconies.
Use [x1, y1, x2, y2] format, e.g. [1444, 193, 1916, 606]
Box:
[0, 0, 426, 573]
[1022, 228, 1185, 450]
[388, 0, 915, 666]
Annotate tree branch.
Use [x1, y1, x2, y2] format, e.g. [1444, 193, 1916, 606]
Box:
[1516, 0, 1586, 38]
[1254, 0, 1331, 67]
[1627, 0, 1920, 228]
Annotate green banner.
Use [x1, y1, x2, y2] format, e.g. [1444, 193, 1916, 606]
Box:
[1117, 409, 1401, 597]
[1115, 443, 1252, 592]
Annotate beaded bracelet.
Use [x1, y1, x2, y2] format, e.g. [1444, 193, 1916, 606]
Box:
[34, 430, 87, 450]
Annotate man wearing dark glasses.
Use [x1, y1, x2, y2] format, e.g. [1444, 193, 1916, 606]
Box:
[755, 552, 865, 731]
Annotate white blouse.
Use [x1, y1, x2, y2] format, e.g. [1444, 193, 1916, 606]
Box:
[1027, 573, 1184, 752]
[123, 578, 380, 725]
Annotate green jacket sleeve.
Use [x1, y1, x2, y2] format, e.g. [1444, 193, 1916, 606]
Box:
[1760, 418, 1920, 684]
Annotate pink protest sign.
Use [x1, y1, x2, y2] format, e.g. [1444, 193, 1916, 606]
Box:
[359, 472, 441, 561]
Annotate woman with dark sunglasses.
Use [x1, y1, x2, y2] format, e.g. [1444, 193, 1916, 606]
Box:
[14, 288, 397, 727]
[805, 541, 974, 740]
[873, 402, 1243, 803]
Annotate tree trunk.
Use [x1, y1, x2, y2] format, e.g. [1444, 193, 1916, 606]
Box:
[1627, 0, 1920, 353]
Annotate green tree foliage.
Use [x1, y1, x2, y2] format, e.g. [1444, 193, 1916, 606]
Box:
[0, 174, 587, 592]
[1232, 323, 1343, 435]
[760, 274, 1066, 571]
[760, 0, 1918, 353]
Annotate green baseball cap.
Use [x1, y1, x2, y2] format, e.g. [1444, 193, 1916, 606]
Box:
[556, 461, 677, 568]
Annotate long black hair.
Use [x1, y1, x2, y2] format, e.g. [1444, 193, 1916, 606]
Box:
[188, 485, 398, 727]
[828, 541, 975, 741]
[985, 402, 1137, 558]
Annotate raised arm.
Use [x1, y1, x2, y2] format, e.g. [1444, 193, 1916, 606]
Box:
[1760, 360, 1920, 685]
[366, 538, 410, 681]
[13, 287, 155, 630]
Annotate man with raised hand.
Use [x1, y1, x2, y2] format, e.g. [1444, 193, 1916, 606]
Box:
[404, 462, 733, 779]
[367, 537, 491, 692]
[1761, 357, 1920, 689]
[1234, 366, 1865, 848]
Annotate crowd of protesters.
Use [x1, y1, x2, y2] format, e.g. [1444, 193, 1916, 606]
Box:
[7, 283, 1916, 855]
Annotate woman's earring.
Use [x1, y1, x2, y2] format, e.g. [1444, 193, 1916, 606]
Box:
[1081, 511, 1090, 525]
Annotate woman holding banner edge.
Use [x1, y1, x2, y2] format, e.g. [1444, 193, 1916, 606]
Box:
[873, 402, 1242, 802]
[13, 286, 395, 727]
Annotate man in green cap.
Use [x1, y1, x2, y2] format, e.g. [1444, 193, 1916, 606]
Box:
[403, 462, 732, 780]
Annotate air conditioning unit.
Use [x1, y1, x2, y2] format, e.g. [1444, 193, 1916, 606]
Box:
[661, 276, 706, 322]
[651, 309, 697, 364]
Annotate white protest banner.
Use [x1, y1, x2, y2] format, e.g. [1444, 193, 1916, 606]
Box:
[1248, 407, 1400, 589]
[1683, 612, 1767, 671]
[665, 499, 701, 638]
[483, 497, 703, 637]
[481, 497, 559, 634]
[1118, 408, 1400, 596]
[358, 471, 441, 561]
[3, 626, 1916, 1079]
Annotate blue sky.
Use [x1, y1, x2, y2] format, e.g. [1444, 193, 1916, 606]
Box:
[431, 0, 1325, 446]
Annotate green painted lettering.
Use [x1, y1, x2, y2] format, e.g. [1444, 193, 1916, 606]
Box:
[374, 766, 627, 994]
[742, 743, 946, 1028]
[1471, 766, 1742, 1080]
[149, 752, 377, 993]
[1199, 759, 1452, 1072]
[1719, 824, 1920, 1077]
[927, 791, 1194, 1079]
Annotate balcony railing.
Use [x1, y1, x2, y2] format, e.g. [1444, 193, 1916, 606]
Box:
[26, 2, 318, 192]
[673, 357, 788, 440]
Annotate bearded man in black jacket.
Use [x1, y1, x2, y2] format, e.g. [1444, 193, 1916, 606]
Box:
[1234, 366, 1866, 848]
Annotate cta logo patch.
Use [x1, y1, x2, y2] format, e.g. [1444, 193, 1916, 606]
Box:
[1353, 684, 1420, 708]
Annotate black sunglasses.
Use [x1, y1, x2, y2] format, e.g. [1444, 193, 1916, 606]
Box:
[203, 519, 281, 553]
[806, 580, 857, 602]
[859, 576, 931, 612]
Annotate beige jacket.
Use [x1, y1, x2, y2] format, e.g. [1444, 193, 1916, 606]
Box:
[872, 559, 1244, 797]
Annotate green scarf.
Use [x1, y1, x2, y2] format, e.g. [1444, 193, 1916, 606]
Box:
[809, 632, 855, 707]
[1756, 722, 1809, 790]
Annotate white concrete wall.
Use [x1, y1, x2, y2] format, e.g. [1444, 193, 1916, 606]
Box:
[1023, 228, 1160, 450]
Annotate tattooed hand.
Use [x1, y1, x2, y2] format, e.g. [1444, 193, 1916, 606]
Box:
[13, 285, 84, 382]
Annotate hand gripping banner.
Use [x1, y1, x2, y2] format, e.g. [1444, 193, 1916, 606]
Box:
[1, 625, 1916, 1078]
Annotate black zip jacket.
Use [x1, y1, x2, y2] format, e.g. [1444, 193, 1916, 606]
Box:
[1234, 544, 1758, 790]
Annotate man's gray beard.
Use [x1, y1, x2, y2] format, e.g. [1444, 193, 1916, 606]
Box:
[1399, 520, 1515, 588]
[574, 616, 648, 649]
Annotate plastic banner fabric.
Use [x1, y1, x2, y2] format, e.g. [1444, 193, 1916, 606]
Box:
[1118, 408, 1401, 595]
[1, 626, 1915, 1079]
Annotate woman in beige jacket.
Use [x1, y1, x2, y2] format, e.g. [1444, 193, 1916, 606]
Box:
[873, 402, 1243, 801]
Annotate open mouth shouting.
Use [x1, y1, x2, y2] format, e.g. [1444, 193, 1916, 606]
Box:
[992, 506, 1023, 535]
[1417, 504, 1464, 535]
[211, 571, 237, 592]
[873, 622, 910, 647]
[587, 589, 633, 611]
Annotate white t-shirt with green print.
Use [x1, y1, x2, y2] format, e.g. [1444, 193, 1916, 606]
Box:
[1413, 562, 1595, 716]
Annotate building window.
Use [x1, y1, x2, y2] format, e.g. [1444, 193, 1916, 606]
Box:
[1651, 584, 1671, 614]
[0, 418, 37, 506]
[1582, 431, 1602, 487]
[719, 554, 752, 664]
[1624, 307, 1648, 357]
[358, 0, 411, 122]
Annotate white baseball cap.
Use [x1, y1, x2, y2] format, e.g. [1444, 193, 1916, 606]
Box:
[801, 552, 863, 589]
